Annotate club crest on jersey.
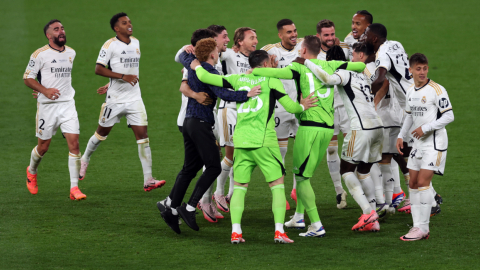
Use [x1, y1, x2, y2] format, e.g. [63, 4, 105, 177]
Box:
[421, 96, 427, 104]
[38, 130, 43, 135]
[101, 118, 106, 123]
[136, 48, 140, 55]
[69, 57, 72, 63]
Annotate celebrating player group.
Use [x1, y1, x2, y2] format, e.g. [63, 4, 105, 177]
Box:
[23, 11, 454, 244]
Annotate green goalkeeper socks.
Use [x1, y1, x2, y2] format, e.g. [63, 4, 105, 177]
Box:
[270, 184, 286, 224]
[297, 179, 321, 223]
[230, 186, 247, 225]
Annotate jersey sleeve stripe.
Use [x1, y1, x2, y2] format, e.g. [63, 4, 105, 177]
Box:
[32, 45, 49, 58]
[23, 70, 31, 79]
[441, 108, 452, 114]
[429, 81, 443, 95]
[262, 44, 274, 51]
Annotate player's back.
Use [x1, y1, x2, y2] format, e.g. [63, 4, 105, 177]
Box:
[375, 40, 413, 108]
[335, 69, 383, 130]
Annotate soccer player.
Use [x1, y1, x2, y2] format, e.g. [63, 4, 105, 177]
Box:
[23, 19, 86, 200]
[160, 38, 258, 234]
[396, 53, 453, 241]
[344, 10, 373, 60]
[253, 36, 366, 237]
[305, 43, 383, 232]
[79, 13, 165, 191]
[260, 19, 304, 203]
[191, 47, 318, 244]
[316, 19, 351, 208]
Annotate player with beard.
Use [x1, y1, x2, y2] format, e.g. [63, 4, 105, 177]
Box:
[344, 10, 372, 60]
[316, 19, 351, 209]
[79, 13, 166, 192]
[260, 19, 304, 207]
[24, 19, 86, 200]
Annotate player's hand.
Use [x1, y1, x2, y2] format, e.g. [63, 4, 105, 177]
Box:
[292, 57, 306, 65]
[181, 68, 184, 74]
[411, 126, 424, 139]
[300, 92, 318, 110]
[232, 45, 239, 53]
[190, 59, 201, 70]
[97, 84, 109, 95]
[44, 88, 61, 100]
[334, 37, 340, 46]
[32, 90, 39, 99]
[193, 92, 213, 105]
[269, 55, 278, 68]
[122, 74, 139, 86]
[247, 85, 261, 97]
[396, 138, 404, 155]
[185, 45, 195, 54]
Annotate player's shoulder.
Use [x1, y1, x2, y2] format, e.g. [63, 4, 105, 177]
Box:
[339, 41, 349, 49]
[363, 62, 375, 78]
[261, 42, 279, 52]
[31, 45, 50, 58]
[102, 37, 118, 49]
[130, 36, 138, 41]
[65, 45, 75, 52]
[296, 38, 304, 45]
[427, 79, 445, 95]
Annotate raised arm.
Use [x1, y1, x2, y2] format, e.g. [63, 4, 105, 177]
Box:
[251, 67, 295, 80]
[304, 60, 342, 85]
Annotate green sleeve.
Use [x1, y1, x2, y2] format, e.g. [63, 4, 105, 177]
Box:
[269, 78, 303, 114]
[195, 66, 225, 87]
[329, 60, 366, 73]
[252, 66, 294, 79]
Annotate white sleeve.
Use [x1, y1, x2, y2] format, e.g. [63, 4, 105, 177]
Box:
[304, 60, 342, 85]
[174, 45, 189, 63]
[23, 53, 42, 80]
[375, 51, 391, 72]
[96, 41, 113, 67]
[398, 112, 413, 139]
[182, 68, 188, 81]
[219, 48, 232, 61]
[421, 110, 454, 133]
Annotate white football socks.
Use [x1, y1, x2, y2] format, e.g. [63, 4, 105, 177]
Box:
[137, 138, 153, 183]
[327, 141, 344, 195]
[370, 163, 385, 204]
[232, 223, 242, 234]
[410, 188, 420, 228]
[418, 186, 433, 233]
[227, 169, 234, 198]
[357, 173, 376, 211]
[82, 132, 106, 163]
[391, 159, 403, 194]
[343, 172, 372, 214]
[293, 212, 304, 220]
[68, 152, 81, 189]
[215, 157, 233, 196]
[29, 146, 43, 174]
[275, 223, 284, 233]
[380, 163, 394, 205]
[430, 182, 438, 207]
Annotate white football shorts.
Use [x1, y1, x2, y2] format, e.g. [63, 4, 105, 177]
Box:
[275, 110, 298, 139]
[383, 127, 401, 154]
[98, 99, 147, 127]
[342, 129, 383, 164]
[334, 105, 351, 136]
[217, 107, 237, 147]
[36, 99, 80, 140]
[407, 148, 447, 176]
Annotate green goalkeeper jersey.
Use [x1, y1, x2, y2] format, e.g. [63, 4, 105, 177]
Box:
[195, 66, 304, 149]
[252, 60, 366, 126]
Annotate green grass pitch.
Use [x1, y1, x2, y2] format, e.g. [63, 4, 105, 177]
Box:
[1, 0, 479, 269]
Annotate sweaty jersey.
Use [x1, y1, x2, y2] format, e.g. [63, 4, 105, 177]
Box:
[218, 48, 250, 109]
[344, 32, 357, 60]
[317, 43, 350, 109]
[24, 45, 76, 104]
[195, 66, 304, 148]
[365, 62, 403, 127]
[305, 60, 382, 130]
[375, 40, 413, 109]
[261, 38, 305, 112]
[96, 36, 142, 104]
[405, 79, 452, 151]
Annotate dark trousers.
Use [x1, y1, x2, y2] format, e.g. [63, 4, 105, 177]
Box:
[169, 117, 221, 208]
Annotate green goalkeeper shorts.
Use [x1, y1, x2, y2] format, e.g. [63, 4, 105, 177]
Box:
[233, 147, 285, 184]
[293, 126, 334, 178]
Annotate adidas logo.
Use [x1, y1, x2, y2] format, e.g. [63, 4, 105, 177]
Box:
[51, 59, 56, 63]
[121, 51, 126, 54]
[280, 57, 285, 61]
[387, 178, 395, 182]
[428, 162, 434, 166]
[236, 55, 240, 58]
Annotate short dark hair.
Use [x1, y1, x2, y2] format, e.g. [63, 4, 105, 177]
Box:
[248, 50, 269, 68]
[409, 53, 429, 66]
[326, 45, 346, 61]
[356, 10, 373, 24]
[191, 28, 217, 46]
[316, 19, 335, 34]
[352, 42, 371, 56]
[207, 25, 227, 35]
[367, 23, 387, 39]
[302, 35, 321, 55]
[277, 19, 294, 31]
[110, 12, 128, 32]
[234, 27, 256, 47]
[44, 19, 61, 37]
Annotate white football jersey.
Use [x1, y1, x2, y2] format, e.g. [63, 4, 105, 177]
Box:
[405, 79, 452, 151]
[344, 32, 356, 60]
[365, 62, 403, 127]
[24, 45, 76, 104]
[375, 40, 413, 109]
[317, 43, 350, 109]
[261, 38, 304, 113]
[96, 36, 142, 104]
[335, 69, 383, 130]
[218, 48, 249, 109]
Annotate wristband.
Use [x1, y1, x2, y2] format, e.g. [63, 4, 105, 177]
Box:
[121, 74, 124, 79]
[300, 104, 305, 111]
[195, 65, 202, 70]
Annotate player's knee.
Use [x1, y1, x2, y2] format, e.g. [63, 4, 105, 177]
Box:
[327, 145, 337, 156]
